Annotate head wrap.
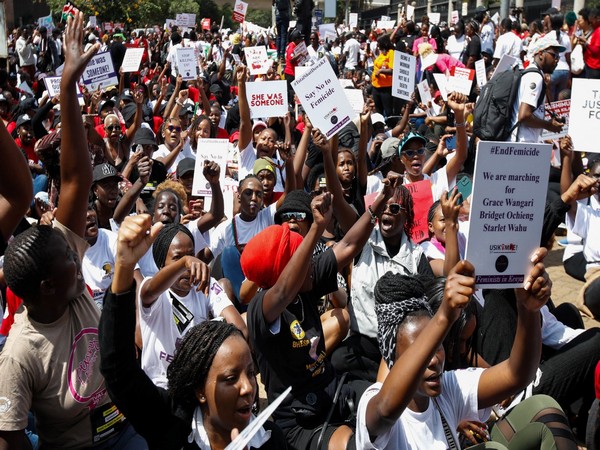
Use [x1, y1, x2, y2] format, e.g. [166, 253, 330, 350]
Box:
[240, 223, 303, 289]
[153, 223, 195, 269]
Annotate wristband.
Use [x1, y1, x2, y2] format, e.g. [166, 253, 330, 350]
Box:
[367, 206, 378, 225]
[454, 121, 466, 128]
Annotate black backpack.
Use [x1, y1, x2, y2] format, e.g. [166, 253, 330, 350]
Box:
[473, 65, 545, 141]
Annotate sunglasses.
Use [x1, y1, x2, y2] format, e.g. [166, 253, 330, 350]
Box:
[384, 203, 406, 215]
[280, 212, 307, 222]
[401, 147, 426, 158]
[544, 50, 559, 60]
[106, 125, 120, 131]
[310, 187, 328, 198]
[167, 125, 182, 132]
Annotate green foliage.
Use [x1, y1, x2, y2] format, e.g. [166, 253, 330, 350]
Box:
[245, 8, 272, 28]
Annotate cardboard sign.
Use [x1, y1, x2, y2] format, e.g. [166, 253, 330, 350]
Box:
[542, 100, 570, 141]
[81, 51, 118, 91]
[293, 41, 310, 66]
[192, 139, 229, 196]
[233, 0, 248, 23]
[176, 13, 196, 27]
[448, 67, 474, 95]
[344, 89, 364, 119]
[392, 51, 416, 101]
[569, 79, 600, 153]
[121, 47, 145, 73]
[176, 47, 198, 80]
[491, 54, 519, 79]
[43, 76, 85, 105]
[475, 59, 487, 88]
[349, 13, 358, 28]
[429, 12, 441, 25]
[465, 141, 551, 288]
[244, 46, 270, 75]
[245, 80, 288, 119]
[292, 56, 353, 139]
[405, 179, 434, 244]
[202, 18, 211, 30]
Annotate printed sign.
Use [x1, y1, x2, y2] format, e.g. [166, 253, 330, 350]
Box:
[202, 18, 211, 30]
[164, 19, 176, 30]
[81, 51, 118, 91]
[43, 76, 85, 105]
[319, 23, 337, 41]
[569, 79, 600, 153]
[542, 100, 570, 141]
[293, 41, 310, 66]
[451, 10, 459, 25]
[349, 13, 358, 28]
[245, 80, 288, 118]
[429, 12, 440, 25]
[491, 54, 519, 79]
[233, 0, 248, 23]
[176, 47, 198, 80]
[292, 56, 353, 138]
[376, 20, 396, 30]
[475, 59, 487, 88]
[244, 46, 270, 75]
[406, 180, 434, 243]
[417, 79, 432, 106]
[121, 47, 145, 72]
[192, 139, 229, 196]
[433, 73, 449, 101]
[448, 67, 475, 95]
[465, 141, 551, 288]
[38, 14, 54, 34]
[392, 51, 416, 101]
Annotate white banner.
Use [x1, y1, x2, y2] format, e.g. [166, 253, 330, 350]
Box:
[569, 78, 600, 153]
[465, 141, 551, 289]
[392, 51, 416, 101]
[121, 47, 145, 73]
[246, 80, 288, 118]
[176, 47, 198, 80]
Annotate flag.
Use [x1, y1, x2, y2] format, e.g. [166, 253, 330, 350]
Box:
[61, 0, 80, 21]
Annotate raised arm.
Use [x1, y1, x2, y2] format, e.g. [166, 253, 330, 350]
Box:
[236, 65, 253, 151]
[56, 13, 99, 237]
[123, 89, 144, 146]
[113, 156, 152, 224]
[444, 92, 468, 182]
[441, 189, 461, 276]
[195, 161, 225, 232]
[357, 107, 370, 189]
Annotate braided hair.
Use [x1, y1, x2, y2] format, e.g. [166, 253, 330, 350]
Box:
[374, 272, 432, 369]
[4, 226, 58, 302]
[394, 185, 415, 239]
[152, 223, 195, 269]
[168, 321, 245, 415]
[427, 200, 441, 238]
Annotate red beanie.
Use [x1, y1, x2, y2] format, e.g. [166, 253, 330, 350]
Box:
[240, 223, 304, 289]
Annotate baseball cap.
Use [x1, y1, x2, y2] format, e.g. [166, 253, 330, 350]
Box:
[93, 163, 121, 183]
[16, 114, 32, 128]
[98, 99, 116, 115]
[253, 157, 277, 178]
[399, 131, 427, 154]
[541, 7, 559, 16]
[381, 137, 401, 159]
[529, 34, 566, 56]
[252, 120, 268, 133]
[133, 127, 157, 147]
[176, 158, 196, 178]
[371, 113, 385, 126]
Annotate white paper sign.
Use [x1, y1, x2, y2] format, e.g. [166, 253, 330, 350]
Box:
[491, 12, 500, 24]
[44, 76, 85, 105]
[475, 59, 487, 88]
[417, 79, 432, 105]
[293, 41, 310, 66]
[433, 73, 449, 101]
[406, 5, 415, 21]
[377, 20, 396, 30]
[429, 12, 440, 25]
[165, 19, 176, 30]
[491, 54, 520, 79]
[542, 100, 570, 141]
[569, 79, 600, 153]
[121, 47, 145, 73]
[81, 51, 118, 91]
[176, 47, 198, 80]
[88, 16, 97, 28]
[245, 80, 288, 118]
[465, 141, 551, 289]
[176, 13, 196, 27]
[319, 23, 337, 41]
[451, 10, 459, 24]
[344, 89, 364, 119]
[233, 0, 248, 22]
[292, 57, 353, 138]
[392, 51, 416, 101]
[244, 46, 270, 75]
[349, 13, 358, 28]
[448, 67, 474, 95]
[192, 139, 229, 196]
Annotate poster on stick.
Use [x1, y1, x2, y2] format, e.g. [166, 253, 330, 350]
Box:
[569, 78, 600, 153]
[245, 80, 288, 118]
[392, 51, 416, 101]
[465, 141, 551, 289]
[292, 57, 353, 138]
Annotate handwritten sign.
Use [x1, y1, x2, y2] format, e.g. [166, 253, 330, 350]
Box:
[81, 51, 118, 91]
[121, 47, 145, 72]
[569, 79, 600, 153]
[542, 100, 570, 141]
[244, 46, 269, 75]
[406, 180, 434, 243]
[233, 0, 248, 23]
[192, 139, 229, 196]
[245, 80, 288, 118]
[293, 41, 310, 66]
[392, 51, 416, 101]
[176, 47, 198, 80]
[176, 13, 196, 27]
[292, 56, 352, 138]
[465, 141, 551, 288]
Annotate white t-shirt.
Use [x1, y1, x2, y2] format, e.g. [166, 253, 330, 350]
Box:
[570, 200, 600, 271]
[446, 34, 467, 61]
[403, 166, 454, 202]
[166, 43, 183, 77]
[138, 277, 233, 388]
[480, 22, 495, 54]
[343, 38, 361, 70]
[493, 32, 523, 62]
[209, 203, 277, 259]
[82, 228, 118, 309]
[155, 140, 195, 174]
[239, 141, 286, 192]
[510, 65, 545, 143]
[356, 368, 490, 450]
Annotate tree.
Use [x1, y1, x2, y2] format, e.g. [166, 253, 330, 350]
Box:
[245, 8, 272, 28]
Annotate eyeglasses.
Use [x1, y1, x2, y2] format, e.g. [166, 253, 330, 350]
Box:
[401, 147, 426, 158]
[105, 125, 120, 131]
[384, 203, 406, 215]
[280, 212, 307, 222]
[167, 125, 182, 133]
[544, 50, 559, 60]
[310, 187, 328, 198]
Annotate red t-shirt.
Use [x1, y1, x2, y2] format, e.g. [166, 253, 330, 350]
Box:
[15, 137, 38, 163]
[285, 42, 298, 76]
[216, 127, 229, 139]
[585, 27, 600, 70]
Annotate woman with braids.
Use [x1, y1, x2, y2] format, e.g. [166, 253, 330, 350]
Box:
[331, 182, 434, 383]
[100, 215, 287, 449]
[355, 257, 579, 450]
[138, 223, 246, 389]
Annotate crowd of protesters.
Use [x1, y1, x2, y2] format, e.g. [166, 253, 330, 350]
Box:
[0, 3, 599, 450]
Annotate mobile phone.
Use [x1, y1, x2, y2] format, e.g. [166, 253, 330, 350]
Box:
[445, 135, 457, 150]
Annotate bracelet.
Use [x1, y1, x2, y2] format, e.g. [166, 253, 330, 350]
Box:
[367, 206, 378, 224]
[455, 121, 466, 128]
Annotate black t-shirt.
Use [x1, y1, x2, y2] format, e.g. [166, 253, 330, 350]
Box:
[463, 35, 481, 65]
[247, 250, 339, 428]
[396, 34, 415, 55]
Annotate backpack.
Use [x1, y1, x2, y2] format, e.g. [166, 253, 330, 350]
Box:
[473, 65, 545, 141]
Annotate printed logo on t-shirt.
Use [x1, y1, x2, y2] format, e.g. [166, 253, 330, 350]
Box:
[0, 397, 12, 414]
[101, 262, 113, 279]
[67, 327, 106, 409]
[289, 320, 305, 340]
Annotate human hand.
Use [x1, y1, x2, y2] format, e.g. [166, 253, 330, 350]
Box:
[38, 206, 56, 225]
[183, 255, 211, 294]
[236, 64, 248, 84]
[440, 260, 475, 324]
[311, 192, 333, 229]
[178, 89, 189, 103]
[133, 88, 144, 105]
[116, 214, 163, 268]
[175, 74, 183, 89]
[436, 134, 453, 157]
[562, 174, 599, 203]
[359, 105, 372, 130]
[447, 92, 467, 113]
[547, 118, 564, 133]
[440, 187, 461, 225]
[203, 160, 221, 184]
[61, 13, 100, 84]
[515, 248, 551, 313]
[457, 421, 490, 445]
[311, 128, 330, 153]
[137, 155, 153, 185]
[381, 171, 403, 199]
[558, 135, 573, 159]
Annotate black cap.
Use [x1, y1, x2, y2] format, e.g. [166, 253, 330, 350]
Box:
[20, 97, 37, 111]
[16, 114, 32, 128]
[120, 89, 134, 103]
[290, 29, 304, 42]
[121, 103, 137, 124]
[475, 5, 488, 13]
[133, 127, 158, 146]
[274, 190, 313, 225]
[93, 163, 121, 183]
[98, 99, 116, 115]
[177, 158, 196, 178]
[178, 103, 194, 116]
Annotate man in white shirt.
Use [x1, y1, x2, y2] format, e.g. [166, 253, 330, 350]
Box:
[343, 32, 361, 73]
[493, 18, 523, 66]
[165, 32, 183, 77]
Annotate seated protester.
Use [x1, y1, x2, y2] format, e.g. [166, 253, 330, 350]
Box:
[254, 157, 283, 206]
[0, 14, 145, 448]
[101, 89, 143, 166]
[154, 117, 194, 175]
[94, 98, 117, 135]
[331, 182, 433, 382]
[100, 216, 287, 449]
[401, 92, 468, 201]
[241, 177, 403, 449]
[357, 263, 578, 450]
[418, 42, 466, 76]
[138, 223, 246, 388]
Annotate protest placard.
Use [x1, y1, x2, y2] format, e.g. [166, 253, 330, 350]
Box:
[344, 89, 364, 119]
[244, 46, 269, 75]
[319, 23, 337, 41]
[569, 78, 600, 153]
[475, 59, 487, 88]
[429, 12, 440, 25]
[542, 100, 570, 141]
[392, 51, 416, 101]
[377, 20, 396, 30]
[176, 47, 198, 80]
[192, 139, 229, 196]
[433, 73, 449, 101]
[164, 19, 176, 30]
[245, 80, 288, 119]
[465, 141, 551, 288]
[417, 79, 432, 105]
[233, 0, 248, 23]
[406, 5, 414, 21]
[201, 18, 211, 30]
[491, 54, 519, 79]
[292, 56, 353, 138]
[81, 51, 118, 91]
[349, 13, 358, 28]
[121, 47, 145, 73]
[405, 180, 434, 244]
[38, 14, 54, 34]
[448, 67, 474, 95]
[44, 76, 85, 105]
[293, 41, 310, 66]
[451, 10, 459, 24]
[103, 22, 113, 32]
[176, 13, 196, 27]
